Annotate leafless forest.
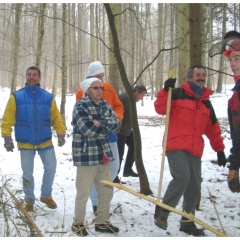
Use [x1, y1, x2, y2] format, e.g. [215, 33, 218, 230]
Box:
[0, 3, 239, 96]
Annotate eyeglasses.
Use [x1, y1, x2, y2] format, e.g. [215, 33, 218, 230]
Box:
[89, 86, 104, 90]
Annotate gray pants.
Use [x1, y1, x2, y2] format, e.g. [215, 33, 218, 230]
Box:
[73, 164, 114, 225]
[155, 150, 201, 218]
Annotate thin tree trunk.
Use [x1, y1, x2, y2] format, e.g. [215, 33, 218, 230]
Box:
[10, 3, 23, 94]
[52, 3, 58, 97]
[108, 3, 120, 92]
[60, 3, 67, 127]
[36, 3, 47, 68]
[104, 3, 153, 195]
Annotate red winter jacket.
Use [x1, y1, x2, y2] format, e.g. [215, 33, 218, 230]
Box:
[154, 81, 224, 158]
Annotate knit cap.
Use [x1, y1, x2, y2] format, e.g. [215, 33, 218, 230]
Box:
[80, 77, 102, 93]
[88, 61, 105, 76]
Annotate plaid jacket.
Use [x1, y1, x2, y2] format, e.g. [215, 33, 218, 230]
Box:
[72, 95, 120, 166]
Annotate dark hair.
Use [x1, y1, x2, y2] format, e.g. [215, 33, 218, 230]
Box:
[187, 64, 207, 78]
[133, 84, 147, 94]
[26, 66, 41, 77]
[224, 30, 240, 40]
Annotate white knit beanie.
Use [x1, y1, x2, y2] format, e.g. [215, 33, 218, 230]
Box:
[88, 61, 105, 76]
[80, 77, 102, 93]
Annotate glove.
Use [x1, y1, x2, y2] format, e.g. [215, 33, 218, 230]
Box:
[164, 78, 176, 91]
[217, 151, 226, 167]
[227, 169, 240, 193]
[57, 134, 65, 147]
[4, 136, 14, 152]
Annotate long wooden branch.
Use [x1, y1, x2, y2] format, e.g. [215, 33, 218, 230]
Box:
[3, 185, 44, 237]
[101, 180, 227, 237]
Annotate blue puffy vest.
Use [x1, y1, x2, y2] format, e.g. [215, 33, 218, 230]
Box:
[13, 84, 53, 145]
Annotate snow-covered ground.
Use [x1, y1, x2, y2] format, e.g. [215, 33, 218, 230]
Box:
[0, 85, 238, 238]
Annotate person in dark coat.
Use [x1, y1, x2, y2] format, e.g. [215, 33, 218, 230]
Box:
[113, 85, 147, 183]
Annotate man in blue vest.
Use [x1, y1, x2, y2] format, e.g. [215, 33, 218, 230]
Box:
[1, 66, 66, 212]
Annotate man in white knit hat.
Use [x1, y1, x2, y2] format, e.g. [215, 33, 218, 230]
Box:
[76, 61, 124, 216]
[72, 77, 120, 236]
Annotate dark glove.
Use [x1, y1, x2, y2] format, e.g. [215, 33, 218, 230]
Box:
[4, 136, 14, 152]
[227, 169, 240, 193]
[57, 134, 65, 147]
[164, 78, 176, 91]
[217, 151, 226, 167]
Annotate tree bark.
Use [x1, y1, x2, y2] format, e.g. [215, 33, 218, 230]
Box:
[10, 3, 23, 94]
[104, 3, 153, 195]
[60, 3, 67, 127]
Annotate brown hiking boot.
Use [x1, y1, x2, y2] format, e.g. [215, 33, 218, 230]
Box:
[40, 196, 57, 209]
[25, 203, 34, 212]
[179, 221, 205, 236]
[154, 215, 168, 230]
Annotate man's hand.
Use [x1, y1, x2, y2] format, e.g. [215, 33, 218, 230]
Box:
[57, 134, 65, 147]
[227, 169, 240, 193]
[217, 151, 226, 167]
[164, 78, 176, 91]
[93, 120, 101, 126]
[4, 136, 14, 152]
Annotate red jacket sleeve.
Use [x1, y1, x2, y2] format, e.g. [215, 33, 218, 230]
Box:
[154, 89, 168, 115]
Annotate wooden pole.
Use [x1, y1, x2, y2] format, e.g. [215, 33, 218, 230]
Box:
[157, 87, 172, 201]
[3, 185, 44, 237]
[102, 180, 227, 237]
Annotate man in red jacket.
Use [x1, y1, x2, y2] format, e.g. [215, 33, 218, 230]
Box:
[153, 64, 226, 236]
[210, 31, 240, 194]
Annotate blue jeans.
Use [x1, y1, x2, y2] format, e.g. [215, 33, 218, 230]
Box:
[90, 142, 119, 206]
[20, 148, 57, 204]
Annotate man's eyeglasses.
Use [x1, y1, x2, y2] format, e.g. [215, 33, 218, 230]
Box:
[89, 86, 104, 90]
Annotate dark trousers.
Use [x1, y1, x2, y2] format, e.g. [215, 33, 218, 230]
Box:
[117, 131, 135, 173]
[154, 150, 201, 218]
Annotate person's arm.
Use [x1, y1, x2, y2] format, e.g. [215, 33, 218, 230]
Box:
[76, 88, 83, 102]
[204, 103, 225, 152]
[154, 88, 168, 115]
[50, 98, 66, 134]
[104, 83, 124, 120]
[1, 95, 16, 138]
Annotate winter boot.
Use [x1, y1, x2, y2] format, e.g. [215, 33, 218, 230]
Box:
[95, 221, 119, 234]
[40, 196, 57, 209]
[25, 203, 34, 212]
[71, 223, 88, 236]
[179, 217, 205, 236]
[154, 215, 168, 230]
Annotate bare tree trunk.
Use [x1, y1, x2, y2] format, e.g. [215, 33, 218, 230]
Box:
[104, 3, 153, 195]
[189, 3, 201, 64]
[36, 3, 47, 68]
[60, 3, 67, 127]
[207, 4, 214, 90]
[177, 3, 190, 86]
[52, 3, 58, 97]
[108, 3, 120, 92]
[155, 3, 163, 97]
[216, 4, 227, 93]
[90, 3, 95, 62]
[10, 3, 23, 94]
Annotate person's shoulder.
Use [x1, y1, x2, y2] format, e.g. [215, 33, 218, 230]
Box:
[119, 91, 128, 98]
[204, 87, 214, 96]
[103, 81, 114, 89]
[42, 88, 53, 95]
